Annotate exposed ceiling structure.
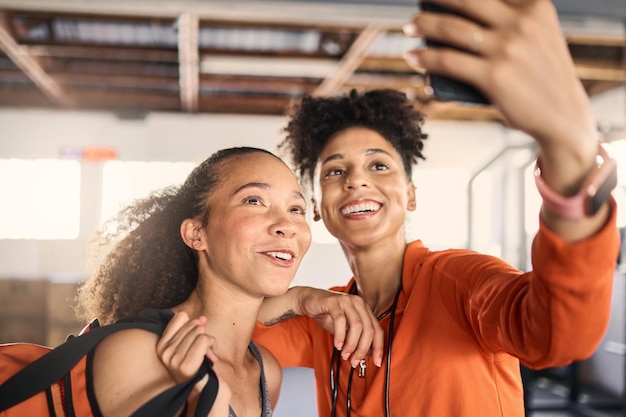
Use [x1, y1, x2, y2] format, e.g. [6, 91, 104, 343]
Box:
[0, 0, 624, 123]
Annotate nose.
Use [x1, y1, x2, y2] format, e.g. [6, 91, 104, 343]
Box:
[270, 215, 297, 238]
[344, 169, 368, 190]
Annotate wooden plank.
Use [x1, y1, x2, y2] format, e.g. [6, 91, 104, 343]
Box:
[178, 13, 199, 112]
[0, 12, 72, 106]
[314, 25, 384, 96]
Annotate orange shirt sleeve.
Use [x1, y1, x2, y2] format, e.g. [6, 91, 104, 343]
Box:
[425, 198, 619, 369]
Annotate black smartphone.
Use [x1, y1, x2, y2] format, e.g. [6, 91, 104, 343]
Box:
[419, 2, 489, 105]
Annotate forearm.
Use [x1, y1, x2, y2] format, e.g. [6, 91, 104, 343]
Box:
[536, 138, 611, 243]
[540, 203, 611, 243]
[257, 286, 310, 326]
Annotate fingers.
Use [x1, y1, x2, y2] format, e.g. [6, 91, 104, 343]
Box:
[403, 2, 498, 97]
[157, 311, 219, 383]
[303, 290, 385, 368]
[338, 299, 384, 369]
[414, 10, 491, 56]
[322, 295, 384, 369]
[405, 0, 590, 143]
[405, 44, 487, 93]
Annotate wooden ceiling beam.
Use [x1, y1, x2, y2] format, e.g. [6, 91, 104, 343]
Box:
[52, 73, 180, 89]
[0, 68, 31, 82]
[420, 101, 504, 122]
[566, 34, 625, 47]
[27, 45, 179, 63]
[314, 25, 384, 97]
[575, 62, 625, 82]
[200, 75, 319, 93]
[0, 12, 72, 106]
[344, 73, 424, 90]
[0, 86, 292, 116]
[0, 88, 51, 105]
[583, 80, 625, 97]
[0, 0, 410, 30]
[178, 13, 199, 113]
[199, 94, 290, 115]
[360, 56, 420, 73]
[65, 89, 181, 111]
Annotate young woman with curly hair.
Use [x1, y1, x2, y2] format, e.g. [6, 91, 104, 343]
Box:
[251, 1, 621, 416]
[74, 147, 313, 417]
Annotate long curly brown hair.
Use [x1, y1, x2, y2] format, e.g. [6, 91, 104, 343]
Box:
[74, 147, 278, 325]
[279, 89, 428, 192]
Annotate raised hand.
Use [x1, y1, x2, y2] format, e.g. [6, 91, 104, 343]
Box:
[156, 311, 231, 417]
[404, 0, 595, 150]
[404, 0, 609, 241]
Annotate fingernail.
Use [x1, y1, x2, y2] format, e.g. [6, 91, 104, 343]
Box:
[403, 51, 421, 68]
[351, 359, 360, 368]
[403, 22, 419, 36]
[375, 356, 382, 367]
[336, 342, 343, 351]
[342, 352, 350, 360]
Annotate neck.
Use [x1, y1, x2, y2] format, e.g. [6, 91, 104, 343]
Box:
[340, 234, 406, 316]
[173, 280, 261, 365]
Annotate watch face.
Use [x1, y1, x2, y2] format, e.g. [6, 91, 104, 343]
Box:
[585, 158, 618, 215]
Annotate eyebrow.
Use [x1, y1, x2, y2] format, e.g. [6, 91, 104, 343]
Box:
[320, 148, 392, 165]
[232, 182, 305, 202]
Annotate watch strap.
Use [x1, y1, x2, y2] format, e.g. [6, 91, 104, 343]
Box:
[534, 144, 617, 219]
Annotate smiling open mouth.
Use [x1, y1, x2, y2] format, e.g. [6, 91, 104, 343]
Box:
[266, 251, 293, 261]
[341, 202, 382, 216]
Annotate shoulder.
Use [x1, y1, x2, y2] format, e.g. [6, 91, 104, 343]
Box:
[403, 244, 519, 295]
[92, 329, 174, 416]
[408, 241, 512, 274]
[94, 327, 161, 361]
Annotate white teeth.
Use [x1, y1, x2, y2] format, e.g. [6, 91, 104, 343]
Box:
[267, 251, 293, 261]
[341, 202, 381, 215]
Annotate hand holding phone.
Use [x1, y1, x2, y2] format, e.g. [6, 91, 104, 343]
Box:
[419, 2, 490, 105]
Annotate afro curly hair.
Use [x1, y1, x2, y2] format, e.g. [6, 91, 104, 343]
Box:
[279, 89, 427, 192]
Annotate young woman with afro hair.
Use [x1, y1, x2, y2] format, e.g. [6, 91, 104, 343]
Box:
[250, 1, 621, 416]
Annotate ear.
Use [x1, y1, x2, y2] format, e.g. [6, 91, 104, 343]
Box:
[180, 219, 206, 251]
[311, 197, 321, 222]
[407, 181, 417, 212]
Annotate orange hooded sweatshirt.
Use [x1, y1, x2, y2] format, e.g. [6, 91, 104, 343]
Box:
[254, 201, 619, 417]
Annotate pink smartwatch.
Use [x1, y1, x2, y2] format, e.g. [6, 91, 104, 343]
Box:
[534, 144, 618, 219]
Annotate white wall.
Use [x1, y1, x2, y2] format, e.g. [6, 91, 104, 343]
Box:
[0, 84, 623, 288]
[0, 107, 510, 287]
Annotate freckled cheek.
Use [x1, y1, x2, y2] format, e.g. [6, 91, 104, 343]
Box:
[219, 219, 256, 252]
[299, 227, 313, 251]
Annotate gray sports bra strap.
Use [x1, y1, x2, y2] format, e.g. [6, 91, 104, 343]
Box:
[228, 342, 273, 417]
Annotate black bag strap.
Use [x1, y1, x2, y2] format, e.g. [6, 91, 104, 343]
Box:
[0, 316, 219, 417]
[131, 356, 218, 417]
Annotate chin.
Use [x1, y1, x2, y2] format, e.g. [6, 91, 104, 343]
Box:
[266, 284, 291, 298]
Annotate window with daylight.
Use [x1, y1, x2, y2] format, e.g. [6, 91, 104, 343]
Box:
[0, 159, 81, 239]
[100, 160, 196, 227]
